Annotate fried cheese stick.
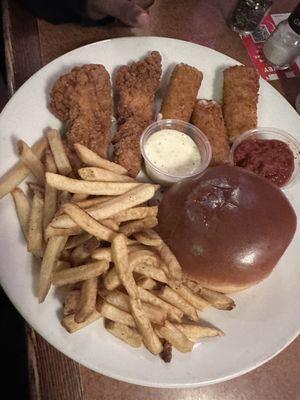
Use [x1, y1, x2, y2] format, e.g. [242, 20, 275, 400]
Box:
[223, 66, 259, 143]
[160, 64, 203, 121]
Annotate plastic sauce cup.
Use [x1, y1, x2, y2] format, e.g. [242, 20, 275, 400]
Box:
[140, 119, 212, 186]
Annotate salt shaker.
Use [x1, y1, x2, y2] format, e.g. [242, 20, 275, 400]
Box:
[228, 0, 273, 33]
[263, 4, 300, 69]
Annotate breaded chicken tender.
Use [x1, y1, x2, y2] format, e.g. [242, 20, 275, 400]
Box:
[160, 64, 203, 121]
[49, 64, 113, 160]
[223, 66, 259, 143]
[113, 51, 162, 177]
[191, 100, 230, 165]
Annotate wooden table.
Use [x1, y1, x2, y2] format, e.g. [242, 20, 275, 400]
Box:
[2, 0, 300, 399]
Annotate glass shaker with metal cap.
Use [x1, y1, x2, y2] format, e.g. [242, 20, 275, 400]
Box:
[263, 3, 300, 69]
[228, 0, 273, 33]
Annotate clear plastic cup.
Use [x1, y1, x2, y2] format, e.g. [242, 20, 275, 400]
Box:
[140, 119, 212, 186]
[229, 127, 300, 188]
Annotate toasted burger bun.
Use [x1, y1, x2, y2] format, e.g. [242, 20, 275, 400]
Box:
[157, 166, 296, 293]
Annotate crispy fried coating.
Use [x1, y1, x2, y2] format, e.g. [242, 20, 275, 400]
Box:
[191, 100, 230, 165]
[49, 64, 113, 159]
[223, 66, 259, 143]
[113, 52, 162, 177]
[160, 64, 203, 121]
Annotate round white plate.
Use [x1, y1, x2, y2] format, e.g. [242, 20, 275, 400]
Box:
[0, 37, 300, 388]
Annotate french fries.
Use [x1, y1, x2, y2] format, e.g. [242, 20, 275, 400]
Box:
[53, 260, 108, 287]
[5, 130, 232, 361]
[155, 321, 194, 353]
[18, 140, 45, 185]
[78, 167, 134, 182]
[38, 235, 68, 302]
[119, 217, 158, 237]
[11, 188, 31, 240]
[105, 320, 142, 348]
[75, 277, 98, 323]
[62, 310, 101, 333]
[47, 129, 72, 176]
[46, 172, 139, 195]
[43, 149, 58, 231]
[157, 286, 198, 321]
[0, 137, 47, 199]
[173, 323, 224, 341]
[74, 143, 128, 175]
[50, 184, 159, 229]
[27, 190, 45, 258]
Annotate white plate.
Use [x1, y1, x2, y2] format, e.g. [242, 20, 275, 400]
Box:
[0, 37, 300, 388]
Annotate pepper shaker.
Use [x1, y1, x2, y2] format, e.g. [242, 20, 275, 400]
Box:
[228, 0, 273, 33]
[263, 3, 300, 69]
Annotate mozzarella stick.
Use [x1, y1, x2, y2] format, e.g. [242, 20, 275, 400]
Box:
[191, 100, 230, 165]
[160, 64, 203, 121]
[223, 65, 259, 143]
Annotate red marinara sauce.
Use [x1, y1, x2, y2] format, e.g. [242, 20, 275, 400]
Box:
[233, 139, 295, 187]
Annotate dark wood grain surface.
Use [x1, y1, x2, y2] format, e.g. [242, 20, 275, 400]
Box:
[2, 0, 300, 399]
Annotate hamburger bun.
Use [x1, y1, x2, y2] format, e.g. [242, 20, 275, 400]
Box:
[157, 166, 296, 293]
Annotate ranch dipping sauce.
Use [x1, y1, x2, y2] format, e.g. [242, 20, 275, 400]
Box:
[140, 120, 212, 187]
[144, 129, 201, 176]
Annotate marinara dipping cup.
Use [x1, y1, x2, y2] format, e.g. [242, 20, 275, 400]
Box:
[140, 119, 212, 186]
[230, 128, 300, 188]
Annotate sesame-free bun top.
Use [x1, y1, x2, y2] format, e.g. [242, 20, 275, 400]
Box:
[157, 165, 296, 293]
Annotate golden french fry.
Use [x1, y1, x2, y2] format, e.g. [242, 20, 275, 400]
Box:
[157, 286, 198, 321]
[47, 129, 72, 176]
[44, 150, 58, 231]
[55, 260, 71, 272]
[200, 287, 236, 311]
[99, 289, 167, 326]
[53, 260, 108, 287]
[27, 182, 44, 194]
[98, 300, 136, 328]
[70, 237, 100, 266]
[57, 191, 72, 209]
[45, 225, 82, 240]
[134, 229, 162, 247]
[114, 207, 158, 223]
[64, 233, 92, 250]
[63, 289, 81, 316]
[135, 277, 157, 290]
[155, 321, 193, 353]
[119, 217, 158, 237]
[103, 268, 120, 290]
[78, 167, 134, 182]
[74, 196, 115, 209]
[75, 277, 98, 323]
[173, 323, 224, 342]
[130, 298, 163, 355]
[38, 235, 68, 302]
[111, 234, 137, 298]
[18, 140, 45, 185]
[0, 138, 47, 199]
[62, 310, 101, 333]
[92, 244, 150, 263]
[92, 247, 112, 262]
[105, 320, 142, 348]
[46, 172, 139, 195]
[71, 193, 89, 202]
[74, 143, 128, 175]
[134, 264, 168, 284]
[156, 242, 183, 283]
[11, 188, 31, 240]
[101, 218, 119, 231]
[170, 283, 209, 311]
[27, 190, 45, 257]
[50, 184, 159, 229]
[63, 203, 129, 244]
[183, 279, 200, 294]
[137, 286, 183, 323]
